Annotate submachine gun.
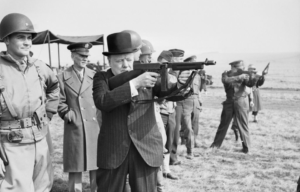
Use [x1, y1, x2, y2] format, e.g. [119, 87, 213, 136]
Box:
[108, 59, 216, 102]
[227, 63, 270, 87]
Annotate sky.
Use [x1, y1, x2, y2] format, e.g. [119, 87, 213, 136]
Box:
[0, 0, 299, 67]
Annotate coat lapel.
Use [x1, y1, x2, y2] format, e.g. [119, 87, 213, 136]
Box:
[64, 66, 81, 94]
[79, 68, 95, 94]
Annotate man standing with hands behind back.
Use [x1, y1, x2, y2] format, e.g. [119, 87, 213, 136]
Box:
[93, 31, 191, 192]
[57, 42, 100, 192]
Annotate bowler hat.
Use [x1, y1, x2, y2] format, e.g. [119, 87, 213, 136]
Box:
[122, 30, 142, 49]
[67, 42, 92, 56]
[103, 32, 139, 56]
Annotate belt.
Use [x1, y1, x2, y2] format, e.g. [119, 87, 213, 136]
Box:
[0, 117, 37, 129]
[0, 125, 48, 143]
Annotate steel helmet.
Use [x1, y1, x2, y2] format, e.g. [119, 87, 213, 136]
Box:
[0, 13, 37, 40]
[140, 40, 155, 55]
[121, 30, 142, 49]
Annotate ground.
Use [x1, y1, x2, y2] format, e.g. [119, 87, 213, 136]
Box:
[50, 88, 300, 192]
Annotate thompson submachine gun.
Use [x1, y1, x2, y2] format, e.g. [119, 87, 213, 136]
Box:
[108, 59, 216, 91]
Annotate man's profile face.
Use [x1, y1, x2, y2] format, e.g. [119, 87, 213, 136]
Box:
[173, 57, 183, 63]
[139, 54, 152, 64]
[5, 33, 32, 57]
[108, 53, 134, 75]
[72, 53, 89, 69]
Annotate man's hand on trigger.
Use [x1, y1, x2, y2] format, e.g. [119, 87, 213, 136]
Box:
[131, 72, 159, 89]
[178, 70, 192, 84]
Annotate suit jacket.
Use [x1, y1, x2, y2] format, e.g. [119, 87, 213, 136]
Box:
[93, 69, 177, 169]
[58, 66, 100, 172]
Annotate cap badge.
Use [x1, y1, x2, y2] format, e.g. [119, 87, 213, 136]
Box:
[85, 44, 89, 48]
[25, 23, 28, 26]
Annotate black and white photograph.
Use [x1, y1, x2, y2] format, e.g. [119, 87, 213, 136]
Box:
[0, 0, 299, 191]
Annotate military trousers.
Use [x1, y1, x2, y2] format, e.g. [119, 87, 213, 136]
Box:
[160, 112, 176, 155]
[211, 97, 250, 149]
[172, 97, 200, 157]
[0, 137, 53, 192]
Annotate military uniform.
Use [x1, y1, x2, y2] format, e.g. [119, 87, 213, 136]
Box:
[173, 55, 201, 158]
[0, 52, 59, 192]
[57, 43, 99, 192]
[0, 13, 59, 192]
[210, 61, 251, 152]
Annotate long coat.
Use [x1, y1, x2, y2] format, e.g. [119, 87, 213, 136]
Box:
[58, 66, 100, 172]
[93, 69, 177, 169]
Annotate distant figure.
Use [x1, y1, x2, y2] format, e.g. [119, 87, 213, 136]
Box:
[248, 64, 265, 123]
[57, 42, 100, 192]
[208, 60, 252, 154]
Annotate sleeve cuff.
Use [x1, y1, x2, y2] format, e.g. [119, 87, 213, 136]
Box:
[129, 80, 139, 97]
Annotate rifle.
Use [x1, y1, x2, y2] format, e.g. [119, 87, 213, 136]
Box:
[108, 59, 216, 91]
[227, 63, 270, 87]
[262, 62, 270, 76]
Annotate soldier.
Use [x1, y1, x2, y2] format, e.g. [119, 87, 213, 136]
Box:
[157, 50, 179, 179]
[139, 39, 154, 64]
[175, 55, 202, 159]
[93, 31, 191, 192]
[169, 49, 188, 162]
[57, 43, 100, 192]
[0, 13, 59, 191]
[209, 60, 251, 154]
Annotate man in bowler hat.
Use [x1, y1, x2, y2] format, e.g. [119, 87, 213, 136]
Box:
[93, 31, 191, 192]
[208, 60, 251, 154]
[57, 42, 100, 192]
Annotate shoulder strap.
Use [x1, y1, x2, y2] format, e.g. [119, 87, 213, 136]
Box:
[0, 65, 18, 118]
[33, 63, 46, 103]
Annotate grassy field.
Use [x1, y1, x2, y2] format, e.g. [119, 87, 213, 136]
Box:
[49, 87, 300, 192]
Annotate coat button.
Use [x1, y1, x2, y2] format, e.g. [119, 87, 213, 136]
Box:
[93, 117, 96, 121]
[81, 107, 84, 110]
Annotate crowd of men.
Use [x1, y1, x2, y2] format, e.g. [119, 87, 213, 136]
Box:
[0, 13, 266, 192]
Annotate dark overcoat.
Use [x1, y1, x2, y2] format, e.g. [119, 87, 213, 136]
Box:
[58, 66, 100, 172]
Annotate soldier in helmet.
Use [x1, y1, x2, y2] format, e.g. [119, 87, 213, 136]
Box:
[0, 13, 59, 191]
[139, 39, 154, 64]
[93, 31, 191, 192]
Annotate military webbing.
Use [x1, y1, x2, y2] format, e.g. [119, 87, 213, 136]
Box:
[0, 65, 18, 119]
